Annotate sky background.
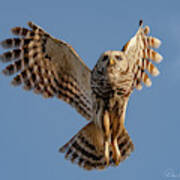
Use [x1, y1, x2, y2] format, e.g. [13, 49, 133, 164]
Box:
[0, 0, 180, 179]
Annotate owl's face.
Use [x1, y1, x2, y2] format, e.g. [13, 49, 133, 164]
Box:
[91, 50, 132, 95]
[96, 50, 129, 75]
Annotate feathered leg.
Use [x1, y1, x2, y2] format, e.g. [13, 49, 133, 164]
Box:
[103, 110, 111, 166]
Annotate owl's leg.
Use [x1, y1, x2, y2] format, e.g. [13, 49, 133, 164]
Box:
[112, 117, 125, 165]
[103, 110, 111, 166]
[112, 137, 121, 165]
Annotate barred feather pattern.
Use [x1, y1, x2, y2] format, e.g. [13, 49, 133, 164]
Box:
[122, 21, 163, 90]
[59, 121, 134, 170]
[0, 22, 92, 120]
[0, 20, 162, 171]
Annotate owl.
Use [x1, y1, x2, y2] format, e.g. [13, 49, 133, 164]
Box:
[0, 20, 162, 170]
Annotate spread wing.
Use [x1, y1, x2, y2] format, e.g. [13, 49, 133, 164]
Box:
[0, 22, 92, 120]
[122, 20, 163, 90]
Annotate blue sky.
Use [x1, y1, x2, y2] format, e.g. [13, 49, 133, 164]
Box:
[0, 0, 180, 179]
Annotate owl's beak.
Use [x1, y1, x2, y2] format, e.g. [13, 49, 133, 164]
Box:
[109, 58, 115, 66]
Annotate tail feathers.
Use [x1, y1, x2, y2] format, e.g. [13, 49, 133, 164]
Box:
[59, 122, 106, 170]
[116, 128, 134, 163]
[59, 122, 134, 170]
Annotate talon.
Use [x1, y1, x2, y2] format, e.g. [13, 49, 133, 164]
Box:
[103, 110, 110, 166]
[104, 140, 110, 166]
[112, 138, 121, 166]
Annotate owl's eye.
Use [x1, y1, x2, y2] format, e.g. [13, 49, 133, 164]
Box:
[115, 55, 122, 61]
[102, 55, 108, 61]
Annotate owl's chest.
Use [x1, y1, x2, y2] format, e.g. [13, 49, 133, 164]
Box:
[105, 69, 134, 98]
[107, 67, 133, 86]
[93, 92, 127, 125]
[91, 65, 133, 99]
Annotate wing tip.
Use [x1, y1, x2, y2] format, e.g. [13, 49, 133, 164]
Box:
[0, 40, 7, 49]
[0, 54, 4, 62]
[152, 67, 160, 76]
[144, 26, 150, 35]
[136, 83, 143, 90]
[2, 68, 10, 76]
[139, 19, 143, 27]
[59, 145, 66, 153]
[27, 21, 37, 30]
[145, 78, 152, 87]
[153, 38, 162, 48]
[155, 53, 163, 63]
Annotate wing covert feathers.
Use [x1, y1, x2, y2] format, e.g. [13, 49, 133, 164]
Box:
[0, 22, 92, 120]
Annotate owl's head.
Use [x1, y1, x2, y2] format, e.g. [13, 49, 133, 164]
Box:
[95, 50, 129, 74]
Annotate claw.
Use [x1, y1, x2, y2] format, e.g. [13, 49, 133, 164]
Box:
[104, 140, 110, 166]
[112, 138, 121, 166]
[103, 110, 110, 166]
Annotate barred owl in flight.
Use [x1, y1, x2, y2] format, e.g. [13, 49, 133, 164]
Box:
[0, 20, 162, 170]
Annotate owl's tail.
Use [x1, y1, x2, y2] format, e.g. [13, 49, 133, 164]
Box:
[59, 121, 134, 170]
